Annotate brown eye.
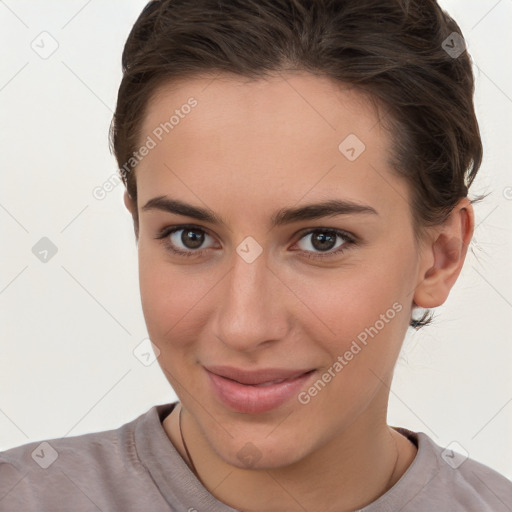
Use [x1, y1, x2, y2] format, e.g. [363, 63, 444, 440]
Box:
[295, 229, 355, 260]
[179, 228, 206, 249]
[155, 225, 215, 257]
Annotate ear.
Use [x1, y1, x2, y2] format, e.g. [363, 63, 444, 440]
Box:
[413, 198, 474, 309]
[123, 189, 135, 214]
[123, 190, 139, 240]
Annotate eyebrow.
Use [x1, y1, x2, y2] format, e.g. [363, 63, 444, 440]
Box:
[141, 196, 378, 227]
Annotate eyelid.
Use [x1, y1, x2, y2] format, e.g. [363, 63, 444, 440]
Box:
[155, 224, 358, 242]
[295, 226, 357, 243]
[155, 224, 217, 256]
[155, 224, 358, 259]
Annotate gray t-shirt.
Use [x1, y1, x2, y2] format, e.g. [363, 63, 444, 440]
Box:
[1, 401, 511, 511]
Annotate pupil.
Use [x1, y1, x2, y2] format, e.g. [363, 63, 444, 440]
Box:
[183, 229, 204, 249]
[312, 232, 336, 251]
[179, 230, 337, 252]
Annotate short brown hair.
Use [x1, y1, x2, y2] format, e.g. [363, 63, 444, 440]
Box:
[109, 0, 483, 328]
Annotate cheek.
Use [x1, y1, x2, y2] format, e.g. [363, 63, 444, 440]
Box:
[297, 268, 408, 339]
[137, 242, 216, 348]
[138, 242, 183, 342]
[138, 230, 415, 353]
[290, 250, 414, 379]
[295, 274, 410, 421]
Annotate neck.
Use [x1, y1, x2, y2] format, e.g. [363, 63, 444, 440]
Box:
[164, 397, 416, 512]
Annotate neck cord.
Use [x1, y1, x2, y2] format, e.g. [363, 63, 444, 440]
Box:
[179, 404, 199, 479]
[385, 431, 400, 491]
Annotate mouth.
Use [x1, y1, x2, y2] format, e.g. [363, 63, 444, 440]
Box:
[204, 366, 317, 414]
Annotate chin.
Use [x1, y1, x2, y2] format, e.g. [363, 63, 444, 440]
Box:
[211, 433, 310, 471]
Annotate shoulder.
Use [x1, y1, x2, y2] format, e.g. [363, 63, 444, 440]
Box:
[423, 434, 512, 510]
[378, 428, 512, 511]
[0, 403, 175, 511]
[1, 413, 136, 473]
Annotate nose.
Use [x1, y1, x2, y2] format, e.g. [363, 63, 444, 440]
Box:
[213, 246, 291, 353]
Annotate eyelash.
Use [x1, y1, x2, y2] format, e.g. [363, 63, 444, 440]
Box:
[154, 224, 357, 260]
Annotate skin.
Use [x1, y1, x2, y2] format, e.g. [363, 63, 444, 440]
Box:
[123, 72, 474, 512]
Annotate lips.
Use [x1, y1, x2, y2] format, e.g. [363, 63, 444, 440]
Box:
[205, 365, 313, 385]
[204, 365, 316, 414]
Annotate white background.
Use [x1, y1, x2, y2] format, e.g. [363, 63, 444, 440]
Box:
[1, 0, 511, 480]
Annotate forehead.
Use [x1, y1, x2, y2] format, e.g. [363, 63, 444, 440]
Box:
[142, 72, 383, 152]
[136, 72, 410, 223]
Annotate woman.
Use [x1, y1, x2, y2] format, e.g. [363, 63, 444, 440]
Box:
[1, 0, 511, 510]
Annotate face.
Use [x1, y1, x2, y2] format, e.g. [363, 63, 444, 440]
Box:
[130, 72, 428, 469]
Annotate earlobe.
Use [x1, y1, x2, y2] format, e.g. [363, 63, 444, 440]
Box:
[414, 199, 474, 309]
